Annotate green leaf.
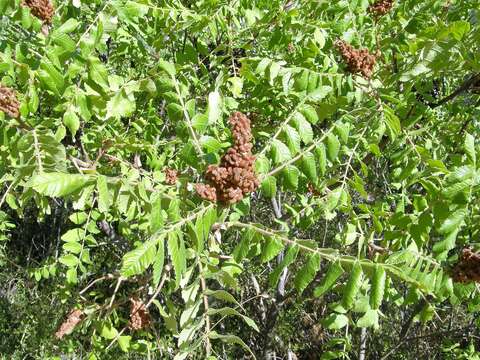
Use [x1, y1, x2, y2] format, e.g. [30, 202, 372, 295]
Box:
[300, 152, 317, 182]
[88, 57, 109, 89]
[261, 176, 277, 198]
[326, 134, 340, 162]
[314, 261, 344, 297]
[152, 237, 165, 286]
[59, 254, 79, 267]
[118, 335, 131, 352]
[294, 70, 309, 91]
[158, 59, 176, 77]
[63, 241, 82, 254]
[283, 125, 301, 154]
[51, 33, 76, 52]
[323, 313, 349, 330]
[370, 265, 386, 310]
[335, 122, 350, 144]
[97, 175, 111, 214]
[260, 236, 284, 263]
[120, 237, 159, 277]
[309, 86, 332, 101]
[271, 139, 291, 164]
[292, 112, 313, 144]
[150, 195, 164, 232]
[294, 252, 321, 294]
[437, 208, 466, 234]
[464, 133, 476, 165]
[30, 173, 92, 197]
[205, 290, 240, 307]
[106, 89, 136, 119]
[63, 109, 80, 137]
[207, 308, 259, 332]
[62, 228, 84, 242]
[194, 207, 216, 252]
[282, 165, 300, 190]
[357, 309, 379, 328]
[299, 104, 319, 124]
[207, 90, 222, 124]
[269, 245, 299, 287]
[269, 62, 281, 85]
[101, 324, 118, 340]
[168, 231, 186, 287]
[55, 18, 80, 34]
[209, 331, 254, 355]
[341, 261, 362, 309]
[384, 106, 401, 140]
[313, 28, 326, 49]
[38, 62, 65, 95]
[315, 143, 327, 176]
[233, 228, 256, 262]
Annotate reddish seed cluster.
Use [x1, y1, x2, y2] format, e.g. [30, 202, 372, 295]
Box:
[368, 0, 394, 17]
[55, 309, 83, 339]
[128, 298, 150, 330]
[195, 112, 259, 204]
[0, 85, 20, 119]
[335, 40, 379, 79]
[451, 248, 480, 283]
[164, 168, 178, 185]
[22, 0, 54, 24]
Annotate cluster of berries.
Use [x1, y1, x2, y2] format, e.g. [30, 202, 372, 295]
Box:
[368, 0, 394, 17]
[451, 248, 480, 283]
[164, 168, 178, 185]
[55, 309, 83, 339]
[0, 85, 20, 119]
[128, 298, 151, 330]
[335, 40, 380, 79]
[195, 112, 259, 204]
[22, 0, 54, 24]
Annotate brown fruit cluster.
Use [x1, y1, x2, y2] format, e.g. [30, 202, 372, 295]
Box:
[0, 85, 20, 119]
[368, 0, 394, 17]
[335, 40, 379, 79]
[451, 248, 480, 283]
[195, 112, 259, 204]
[55, 309, 83, 339]
[21, 0, 54, 24]
[128, 298, 150, 330]
[164, 168, 178, 185]
[195, 183, 217, 202]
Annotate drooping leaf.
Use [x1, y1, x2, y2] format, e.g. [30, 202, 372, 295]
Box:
[120, 237, 159, 277]
[168, 230, 186, 287]
[30, 173, 92, 197]
[370, 265, 386, 310]
[314, 261, 344, 297]
[294, 252, 321, 294]
[341, 261, 363, 309]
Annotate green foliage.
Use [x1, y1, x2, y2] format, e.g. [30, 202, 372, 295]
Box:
[1, 0, 480, 358]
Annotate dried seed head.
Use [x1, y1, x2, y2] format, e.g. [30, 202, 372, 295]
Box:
[368, 0, 394, 17]
[128, 298, 150, 331]
[0, 85, 20, 119]
[55, 309, 83, 339]
[22, 0, 54, 24]
[335, 40, 379, 79]
[451, 248, 480, 283]
[195, 112, 259, 204]
[195, 183, 218, 202]
[164, 168, 178, 185]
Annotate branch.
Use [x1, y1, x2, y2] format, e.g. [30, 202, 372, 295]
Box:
[429, 73, 480, 108]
